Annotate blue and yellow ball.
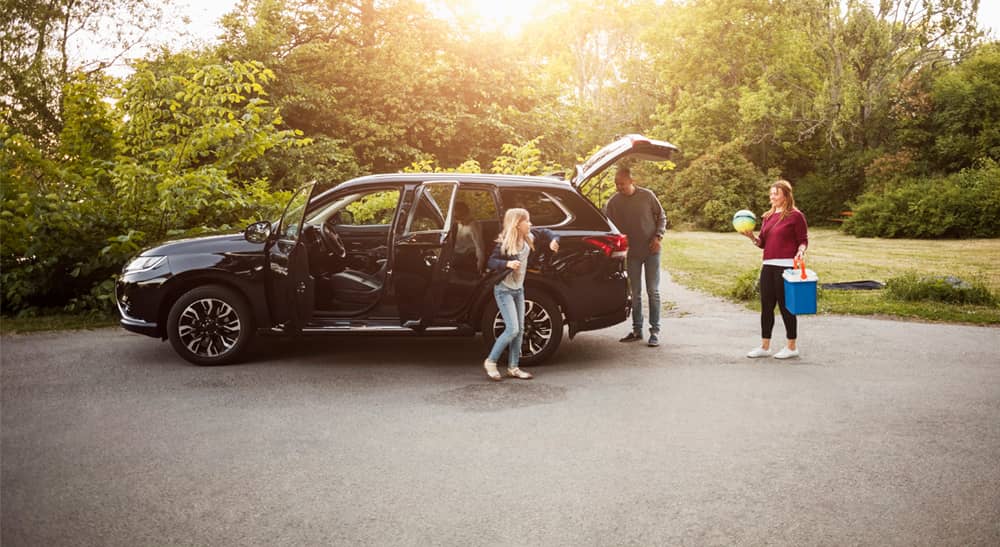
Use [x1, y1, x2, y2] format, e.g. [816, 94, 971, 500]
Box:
[732, 209, 757, 233]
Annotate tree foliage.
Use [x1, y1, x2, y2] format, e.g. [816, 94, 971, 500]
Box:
[1, 57, 304, 314]
[0, 0, 162, 144]
[664, 142, 773, 231]
[844, 160, 1000, 238]
[928, 42, 1000, 170]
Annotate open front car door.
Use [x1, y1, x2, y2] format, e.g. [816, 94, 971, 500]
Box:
[266, 182, 317, 333]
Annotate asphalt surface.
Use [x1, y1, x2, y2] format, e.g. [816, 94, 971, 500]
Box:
[2, 272, 999, 546]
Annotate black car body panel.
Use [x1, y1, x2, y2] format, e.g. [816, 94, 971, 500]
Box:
[117, 247, 272, 339]
[116, 134, 675, 365]
[142, 233, 265, 257]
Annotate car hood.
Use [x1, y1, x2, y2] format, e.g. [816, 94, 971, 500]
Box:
[141, 232, 265, 257]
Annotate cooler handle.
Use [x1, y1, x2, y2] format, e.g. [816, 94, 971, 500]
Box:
[793, 257, 807, 279]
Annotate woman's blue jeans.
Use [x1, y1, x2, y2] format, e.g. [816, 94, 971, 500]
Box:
[487, 285, 524, 366]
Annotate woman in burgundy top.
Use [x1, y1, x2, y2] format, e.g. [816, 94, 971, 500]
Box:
[740, 180, 808, 359]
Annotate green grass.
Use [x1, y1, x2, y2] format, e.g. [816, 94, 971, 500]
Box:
[663, 228, 1000, 325]
[0, 313, 118, 334]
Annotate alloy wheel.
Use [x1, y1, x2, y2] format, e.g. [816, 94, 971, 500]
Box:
[491, 299, 553, 358]
[176, 298, 242, 358]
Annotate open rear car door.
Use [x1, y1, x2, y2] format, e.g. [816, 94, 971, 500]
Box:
[571, 134, 679, 194]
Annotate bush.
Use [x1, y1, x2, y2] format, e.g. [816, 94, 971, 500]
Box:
[844, 161, 1000, 238]
[1, 59, 305, 315]
[728, 268, 760, 301]
[794, 151, 875, 225]
[885, 272, 997, 306]
[666, 142, 772, 231]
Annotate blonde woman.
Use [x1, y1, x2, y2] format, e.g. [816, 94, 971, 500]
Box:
[483, 208, 560, 381]
[740, 180, 809, 359]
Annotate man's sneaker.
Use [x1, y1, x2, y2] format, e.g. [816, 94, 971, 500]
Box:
[647, 334, 660, 347]
[746, 346, 772, 358]
[773, 347, 800, 359]
[619, 331, 643, 343]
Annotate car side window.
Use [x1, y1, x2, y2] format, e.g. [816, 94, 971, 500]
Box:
[407, 183, 456, 233]
[454, 189, 498, 222]
[499, 189, 569, 226]
[342, 189, 400, 226]
[278, 184, 312, 239]
[452, 188, 499, 274]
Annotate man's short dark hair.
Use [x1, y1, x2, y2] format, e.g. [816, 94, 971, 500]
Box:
[615, 166, 631, 181]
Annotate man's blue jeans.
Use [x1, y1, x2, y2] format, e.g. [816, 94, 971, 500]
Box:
[627, 252, 661, 335]
[487, 285, 524, 366]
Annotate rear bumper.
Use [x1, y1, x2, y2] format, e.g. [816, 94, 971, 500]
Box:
[569, 299, 631, 337]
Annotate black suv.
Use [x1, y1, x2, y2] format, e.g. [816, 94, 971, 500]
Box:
[116, 135, 677, 365]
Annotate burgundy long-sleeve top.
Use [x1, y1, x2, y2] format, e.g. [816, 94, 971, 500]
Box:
[756, 209, 808, 260]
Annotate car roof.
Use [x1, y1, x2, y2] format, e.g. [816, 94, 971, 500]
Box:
[332, 173, 574, 193]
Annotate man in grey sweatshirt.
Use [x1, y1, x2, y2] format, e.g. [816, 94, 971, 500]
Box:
[604, 166, 667, 347]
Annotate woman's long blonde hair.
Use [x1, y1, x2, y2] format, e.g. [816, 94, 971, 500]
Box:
[762, 179, 798, 220]
[497, 208, 534, 255]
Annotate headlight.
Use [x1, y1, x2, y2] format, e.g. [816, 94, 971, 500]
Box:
[124, 256, 166, 273]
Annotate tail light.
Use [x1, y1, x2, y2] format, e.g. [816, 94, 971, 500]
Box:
[584, 234, 628, 258]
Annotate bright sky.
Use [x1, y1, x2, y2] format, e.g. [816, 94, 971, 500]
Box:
[166, 0, 1000, 45]
[169, 0, 550, 40]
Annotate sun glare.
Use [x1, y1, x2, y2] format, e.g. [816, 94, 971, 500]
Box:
[443, 0, 550, 35]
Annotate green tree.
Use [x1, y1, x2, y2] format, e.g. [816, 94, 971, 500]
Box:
[114, 54, 306, 239]
[1, 56, 306, 314]
[523, 0, 666, 163]
[0, 0, 161, 146]
[217, 0, 552, 181]
[665, 142, 773, 231]
[929, 42, 1000, 170]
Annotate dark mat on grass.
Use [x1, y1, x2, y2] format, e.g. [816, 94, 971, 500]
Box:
[820, 280, 885, 290]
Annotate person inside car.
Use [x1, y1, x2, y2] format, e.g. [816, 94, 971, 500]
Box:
[482, 208, 559, 381]
[453, 201, 485, 273]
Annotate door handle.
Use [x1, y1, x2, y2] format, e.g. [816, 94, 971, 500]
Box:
[424, 254, 438, 267]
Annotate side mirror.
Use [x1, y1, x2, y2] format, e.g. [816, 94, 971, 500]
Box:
[244, 220, 272, 244]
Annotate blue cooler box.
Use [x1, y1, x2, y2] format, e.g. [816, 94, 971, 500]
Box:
[783, 268, 818, 315]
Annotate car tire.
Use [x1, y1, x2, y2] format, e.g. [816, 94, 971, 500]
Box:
[481, 290, 563, 366]
[167, 285, 255, 366]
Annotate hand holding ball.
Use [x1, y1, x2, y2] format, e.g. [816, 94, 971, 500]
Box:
[732, 209, 757, 233]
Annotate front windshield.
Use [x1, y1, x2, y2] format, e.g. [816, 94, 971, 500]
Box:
[277, 183, 314, 240]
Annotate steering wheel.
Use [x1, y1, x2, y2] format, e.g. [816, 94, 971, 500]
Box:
[320, 219, 347, 258]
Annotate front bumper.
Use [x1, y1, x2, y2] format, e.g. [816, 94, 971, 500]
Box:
[116, 266, 170, 339]
[119, 315, 159, 337]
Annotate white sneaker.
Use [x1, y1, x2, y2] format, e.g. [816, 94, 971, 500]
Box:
[773, 347, 800, 359]
[746, 347, 772, 358]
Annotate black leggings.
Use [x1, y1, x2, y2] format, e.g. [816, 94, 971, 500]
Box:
[760, 265, 797, 340]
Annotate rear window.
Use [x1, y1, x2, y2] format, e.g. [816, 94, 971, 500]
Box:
[500, 189, 566, 226]
[500, 188, 608, 230]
